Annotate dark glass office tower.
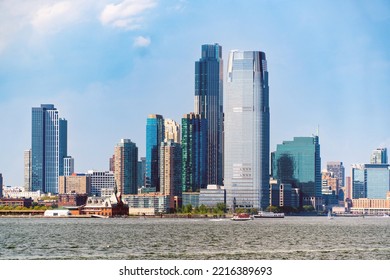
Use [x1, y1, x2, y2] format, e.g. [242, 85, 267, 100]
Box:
[31, 104, 67, 194]
[145, 114, 164, 192]
[181, 113, 207, 192]
[195, 44, 223, 187]
[271, 136, 321, 198]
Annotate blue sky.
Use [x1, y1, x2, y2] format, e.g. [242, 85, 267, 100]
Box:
[0, 0, 389, 187]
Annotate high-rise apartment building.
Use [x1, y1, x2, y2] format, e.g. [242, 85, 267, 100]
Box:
[31, 104, 67, 194]
[160, 140, 182, 199]
[272, 136, 321, 199]
[195, 44, 223, 186]
[181, 112, 207, 192]
[370, 148, 388, 164]
[145, 114, 164, 192]
[114, 139, 138, 195]
[224, 50, 270, 210]
[24, 149, 32, 191]
[63, 156, 74, 176]
[327, 161, 345, 187]
[164, 119, 181, 143]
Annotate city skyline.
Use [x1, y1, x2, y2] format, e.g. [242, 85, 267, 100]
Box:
[0, 0, 389, 186]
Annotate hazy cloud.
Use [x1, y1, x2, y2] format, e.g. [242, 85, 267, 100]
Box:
[100, 0, 158, 30]
[133, 35, 151, 47]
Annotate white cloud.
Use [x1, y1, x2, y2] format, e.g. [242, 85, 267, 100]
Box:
[100, 0, 157, 30]
[31, 2, 74, 33]
[133, 36, 151, 47]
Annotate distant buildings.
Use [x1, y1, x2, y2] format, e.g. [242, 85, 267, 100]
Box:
[327, 161, 345, 187]
[272, 136, 322, 202]
[164, 119, 181, 143]
[370, 148, 388, 164]
[31, 104, 68, 194]
[195, 43, 224, 187]
[224, 50, 270, 210]
[114, 139, 138, 195]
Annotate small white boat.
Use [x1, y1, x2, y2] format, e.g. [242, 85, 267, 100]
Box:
[231, 213, 253, 221]
[253, 211, 284, 218]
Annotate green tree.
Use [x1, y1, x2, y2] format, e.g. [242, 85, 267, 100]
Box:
[303, 205, 315, 212]
[198, 204, 207, 214]
[183, 204, 193, 214]
[266, 205, 281, 213]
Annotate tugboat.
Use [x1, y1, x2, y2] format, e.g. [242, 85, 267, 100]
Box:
[231, 213, 253, 221]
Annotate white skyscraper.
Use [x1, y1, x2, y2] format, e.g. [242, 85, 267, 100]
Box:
[224, 50, 270, 210]
[24, 149, 32, 191]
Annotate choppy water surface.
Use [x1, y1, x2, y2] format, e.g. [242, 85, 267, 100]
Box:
[0, 216, 389, 260]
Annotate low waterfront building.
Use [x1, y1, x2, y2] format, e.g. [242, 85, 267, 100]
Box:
[58, 193, 88, 207]
[2, 188, 42, 201]
[199, 185, 225, 207]
[122, 193, 170, 214]
[0, 197, 33, 207]
[351, 197, 390, 215]
[82, 193, 128, 217]
[182, 192, 199, 208]
[269, 179, 300, 208]
[128, 207, 155, 216]
[44, 209, 70, 217]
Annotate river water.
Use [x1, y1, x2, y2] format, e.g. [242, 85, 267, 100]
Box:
[0, 216, 389, 260]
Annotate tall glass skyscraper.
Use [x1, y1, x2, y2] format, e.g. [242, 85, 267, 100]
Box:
[271, 136, 322, 199]
[145, 114, 164, 192]
[352, 163, 390, 199]
[181, 113, 207, 192]
[31, 104, 67, 194]
[224, 50, 270, 210]
[195, 44, 223, 186]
